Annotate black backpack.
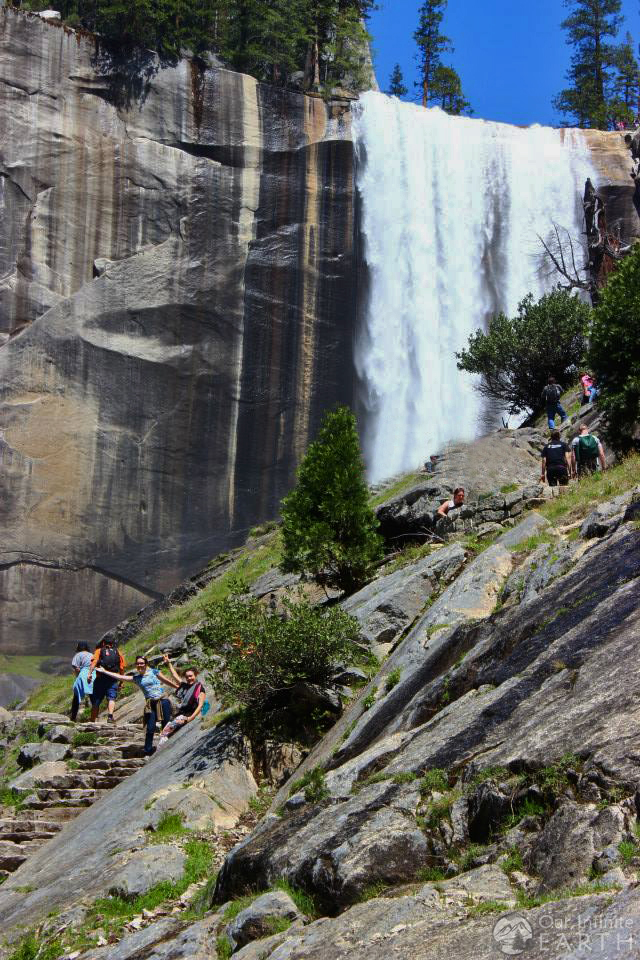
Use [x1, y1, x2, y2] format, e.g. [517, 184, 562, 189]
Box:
[98, 645, 120, 672]
[543, 384, 561, 404]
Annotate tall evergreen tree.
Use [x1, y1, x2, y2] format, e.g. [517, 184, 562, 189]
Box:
[553, 0, 624, 129]
[611, 32, 640, 124]
[431, 64, 472, 115]
[280, 406, 383, 593]
[414, 0, 452, 107]
[387, 63, 408, 97]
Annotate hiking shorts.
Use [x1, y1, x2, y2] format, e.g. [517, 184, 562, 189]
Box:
[90, 676, 118, 706]
[547, 467, 569, 487]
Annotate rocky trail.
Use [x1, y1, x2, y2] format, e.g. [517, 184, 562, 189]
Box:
[0, 716, 146, 881]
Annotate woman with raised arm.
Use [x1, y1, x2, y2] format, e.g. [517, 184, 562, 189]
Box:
[95, 655, 177, 756]
[156, 654, 206, 748]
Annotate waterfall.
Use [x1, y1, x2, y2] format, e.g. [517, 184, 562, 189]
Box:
[352, 91, 595, 483]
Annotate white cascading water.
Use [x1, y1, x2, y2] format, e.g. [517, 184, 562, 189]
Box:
[352, 91, 596, 482]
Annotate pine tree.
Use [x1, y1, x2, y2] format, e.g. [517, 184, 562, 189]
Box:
[611, 32, 640, 125]
[553, 0, 624, 129]
[387, 63, 408, 97]
[431, 64, 472, 115]
[280, 406, 383, 593]
[414, 0, 452, 107]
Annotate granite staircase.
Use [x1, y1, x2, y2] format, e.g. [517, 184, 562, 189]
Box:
[0, 721, 146, 881]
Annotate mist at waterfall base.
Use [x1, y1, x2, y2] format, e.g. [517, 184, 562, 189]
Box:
[353, 91, 596, 484]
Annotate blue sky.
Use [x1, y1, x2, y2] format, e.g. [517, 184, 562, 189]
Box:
[369, 0, 640, 126]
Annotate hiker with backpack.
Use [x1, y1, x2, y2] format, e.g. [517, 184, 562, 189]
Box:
[541, 377, 567, 429]
[87, 638, 126, 723]
[94, 655, 176, 756]
[540, 430, 572, 487]
[571, 424, 606, 478]
[156, 655, 207, 748]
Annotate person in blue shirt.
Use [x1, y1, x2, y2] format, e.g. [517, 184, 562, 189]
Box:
[95, 655, 178, 756]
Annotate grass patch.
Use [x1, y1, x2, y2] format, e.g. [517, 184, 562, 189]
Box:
[7, 935, 63, 960]
[500, 483, 520, 494]
[222, 893, 259, 922]
[369, 471, 424, 508]
[420, 769, 449, 793]
[357, 881, 387, 901]
[149, 811, 191, 841]
[501, 847, 525, 875]
[467, 899, 510, 917]
[0, 655, 60, 680]
[454, 844, 489, 872]
[71, 731, 99, 748]
[417, 865, 447, 882]
[248, 784, 275, 818]
[618, 840, 637, 865]
[385, 668, 401, 693]
[0, 785, 25, 811]
[516, 881, 616, 910]
[509, 532, 555, 554]
[382, 541, 435, 575]
[362, 687, 377, 711]
[216, 934, 233, 960]
[463, 532, 500, 555]
[538, 454, 640, 527]
[274, 878, 319, 918]
[502, 796, 547, 830]
[468, 766, 511, 787]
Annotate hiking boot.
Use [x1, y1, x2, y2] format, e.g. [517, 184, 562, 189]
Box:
[107, 715, 115, 724]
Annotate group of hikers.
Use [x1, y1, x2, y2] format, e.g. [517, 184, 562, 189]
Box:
[71, 641, 206, 756]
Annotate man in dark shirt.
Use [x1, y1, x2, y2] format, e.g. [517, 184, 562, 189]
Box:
[540, 430, 571, 486]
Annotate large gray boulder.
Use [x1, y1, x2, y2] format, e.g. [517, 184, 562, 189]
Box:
[17, 741, 70, 768]
[108, 844, 186, 900]
[225, 890, 304, 949]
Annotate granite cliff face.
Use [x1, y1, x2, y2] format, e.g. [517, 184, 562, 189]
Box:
[0, 9, 356, 653]
[1, 7, 638, 656]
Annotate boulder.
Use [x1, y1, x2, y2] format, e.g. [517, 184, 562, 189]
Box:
[45, 725, 74, 745]
[580, 493, 632, 539]
[251, 570, 300, 598]
[17, 741, 70, 768]
[144, 786, 224, 832]
[215, 782, 430, 910]
[439, 864, 516, 906]
[12, 760, 69, 788]
[529, 801, 625, 891]
[108, 844, 186, 900]
[225, 890, 304, 949]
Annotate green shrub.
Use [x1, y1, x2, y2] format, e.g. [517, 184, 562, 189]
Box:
[216, 934, 233, 960]
[279, 406, 383, 593]
[417, 865, 447, 882]
[385, 668, 401, 693]
[362, 687, 377, 710]
[589, 243, 640, 450]
[150, 812, 190, 840]
[199, 592, 360, 716]
[456, 290, 590, 415]
[501, 846, 525, 875]
[8, 935, 62, 960]
[288, 766, 329, 805]
[618, 840, 637, 865]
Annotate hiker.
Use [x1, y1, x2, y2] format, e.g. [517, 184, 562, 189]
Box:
[540, 430, 571, 487]
[423, 455, 439, 474]
[541, 376, 567, 429]
[156, 655, 206, 748]
[571, 424, 606, 478]
[437, 487, 465, 517]
[70, 642, 93, 722]
[94, 656, 176, 756]
[580, 372, 595, 406]
[87, 638, 126, 723]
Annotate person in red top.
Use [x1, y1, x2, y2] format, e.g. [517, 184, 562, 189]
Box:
[87, 638, 126, 723]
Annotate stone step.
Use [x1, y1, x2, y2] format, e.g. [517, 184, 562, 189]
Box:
[0, 821, 60, 842]
[0, 817, 62, 834]
[20, 787, 105, 808]
[0, 840, 29, 872]
[74, 758, 145, 772]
